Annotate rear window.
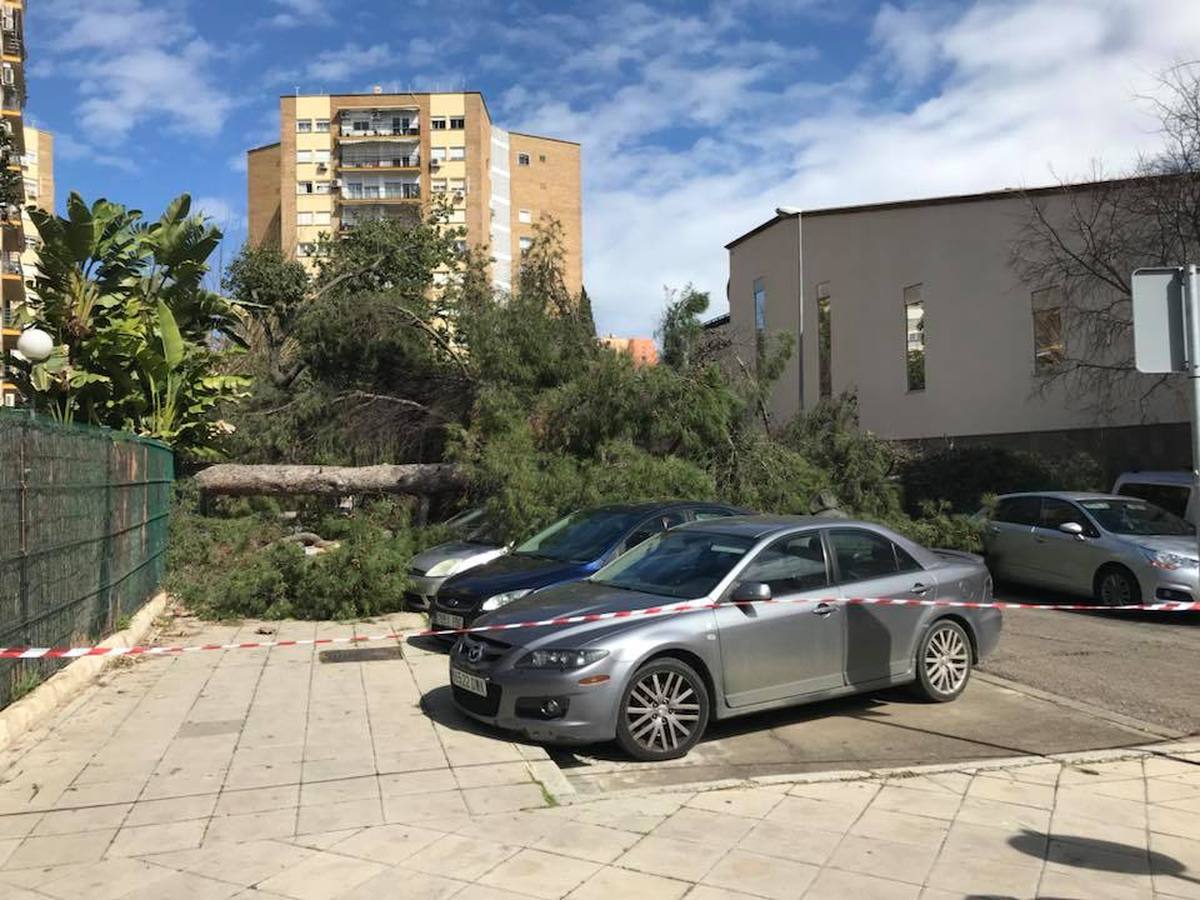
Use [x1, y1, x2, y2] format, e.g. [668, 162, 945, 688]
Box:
[1116, 482, 1189, 519]
[994, 497, 1041, 526]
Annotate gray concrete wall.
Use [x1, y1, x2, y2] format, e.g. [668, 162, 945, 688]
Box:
[727, 192, 1189, 441]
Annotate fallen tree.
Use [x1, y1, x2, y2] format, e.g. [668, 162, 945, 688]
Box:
[194, 463, 466, 497]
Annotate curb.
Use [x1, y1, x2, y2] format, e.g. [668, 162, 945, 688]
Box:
[555, 736, 1200, 805]
[0, 592, 169, 752]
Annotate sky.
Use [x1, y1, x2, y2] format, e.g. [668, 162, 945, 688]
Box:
[25, 0, 1200, 338]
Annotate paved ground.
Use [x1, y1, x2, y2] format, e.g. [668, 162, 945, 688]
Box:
[983, 585, 1200, 735]
[0, 612, 1199, 898]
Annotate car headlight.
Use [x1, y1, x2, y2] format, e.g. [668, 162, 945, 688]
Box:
[480, 588, 532, 611]
[1141, 547, 1199, 571]
[516, 648, 609, 670]
[423, 558, 461, 578]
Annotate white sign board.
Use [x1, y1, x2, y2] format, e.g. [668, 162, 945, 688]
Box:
[1131, 267, 1186, 373]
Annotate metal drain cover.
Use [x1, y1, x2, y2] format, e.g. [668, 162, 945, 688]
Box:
[319, 646, 404, 664]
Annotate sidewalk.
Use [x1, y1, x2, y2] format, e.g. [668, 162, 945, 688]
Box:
[0, 611, 1196, 898]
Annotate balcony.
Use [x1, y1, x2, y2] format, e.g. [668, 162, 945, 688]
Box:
[339, 154, 420, 171]
[340, 206, 421, 230]
[340, 184, 421, 201]
[2, 84, 22, 111]
[2, 258, 21, 276]
[338, 124, 420, 139]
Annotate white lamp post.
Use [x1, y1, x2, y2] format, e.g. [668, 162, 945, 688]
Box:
[15, 327, 53, 362]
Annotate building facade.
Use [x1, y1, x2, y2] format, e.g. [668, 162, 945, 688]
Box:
[726, 185, 1190, 476]
[0, 0, 27, 407]
[600, 335, 658, 366]
[247, 90, 582, 295]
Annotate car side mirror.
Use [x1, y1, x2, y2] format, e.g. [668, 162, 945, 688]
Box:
[1058, 522, 1085, 537]
[730, 581, 771, 604]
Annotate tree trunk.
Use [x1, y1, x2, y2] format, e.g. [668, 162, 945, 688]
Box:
[193, 463, 467, 497]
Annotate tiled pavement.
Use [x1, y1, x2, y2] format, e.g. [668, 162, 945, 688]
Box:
[0, 612, 1198, 899]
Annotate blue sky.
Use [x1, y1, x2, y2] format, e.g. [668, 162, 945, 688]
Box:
[26, 0, 1200, 337]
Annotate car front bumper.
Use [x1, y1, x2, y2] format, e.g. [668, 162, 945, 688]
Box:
[405, 574, 449, 611]
[448, 652, 624, 745]
[1133, 562, 1199, 604]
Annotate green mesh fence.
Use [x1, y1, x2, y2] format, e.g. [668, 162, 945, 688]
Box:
[0, 410, 173, 709]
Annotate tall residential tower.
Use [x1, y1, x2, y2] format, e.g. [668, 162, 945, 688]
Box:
[247, 90, 582, 295]
[0, 0, 27, 406]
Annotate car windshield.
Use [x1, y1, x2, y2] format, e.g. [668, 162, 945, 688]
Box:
[1078, 498, 1193, 536]
[513, 509, 643, 563]
[444, 508, 503, 545]
[590, 531, 755, 599]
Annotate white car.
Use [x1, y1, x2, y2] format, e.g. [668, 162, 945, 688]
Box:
[1112, 471, 1197, 526]
[405, 509, 508, 611]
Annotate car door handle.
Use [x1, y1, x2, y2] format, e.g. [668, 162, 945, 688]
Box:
[910, 583, 930, 596]
[813, 602, 838, 617]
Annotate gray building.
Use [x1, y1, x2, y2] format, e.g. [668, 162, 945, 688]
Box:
[725, 185, 1189, 474]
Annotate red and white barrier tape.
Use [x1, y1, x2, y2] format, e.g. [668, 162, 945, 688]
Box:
[1, 595, 1196, 660]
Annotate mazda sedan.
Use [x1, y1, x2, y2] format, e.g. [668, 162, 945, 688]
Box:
[448, 516, 1000, 760]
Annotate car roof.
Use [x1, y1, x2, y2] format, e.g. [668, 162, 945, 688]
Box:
[674, 514, 868, 539]
[584, 500, 740, 516]
[995, 491, 1127, 502]
[1113, 471, 1193, 486]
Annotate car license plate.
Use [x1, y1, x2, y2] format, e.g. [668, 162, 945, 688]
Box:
[451, 667, 488, 697]
[433, 611, 464, 629]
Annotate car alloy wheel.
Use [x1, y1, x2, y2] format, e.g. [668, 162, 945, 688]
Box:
[616, 659, 709, 761]
[912, 620, 971, 702]
[1097, 568, 1139, 607]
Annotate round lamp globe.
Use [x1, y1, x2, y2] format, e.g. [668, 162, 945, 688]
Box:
[16, 327, 54, 362]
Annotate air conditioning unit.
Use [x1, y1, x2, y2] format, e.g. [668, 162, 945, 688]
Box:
[2, 13, 15, 31]
[430, 158, 441, 168]
[1, 68, 13, 86]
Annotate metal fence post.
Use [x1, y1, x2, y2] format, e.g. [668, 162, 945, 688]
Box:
[17, 420, 30, 645]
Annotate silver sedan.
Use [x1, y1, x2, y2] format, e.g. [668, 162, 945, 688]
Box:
[983, 491, 1198, 606]
[448, 516, 1000, 760]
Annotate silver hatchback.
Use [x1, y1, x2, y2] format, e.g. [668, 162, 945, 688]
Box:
[448, 516, 1000, 761]
[983, 492, 1198, 605]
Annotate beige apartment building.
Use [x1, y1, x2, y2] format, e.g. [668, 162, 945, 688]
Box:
[726, 184, 1189, 476]
[0, 0, 28, 406]
[247, 90, 582, 295]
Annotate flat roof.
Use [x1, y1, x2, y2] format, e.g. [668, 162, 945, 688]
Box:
[702, 313, 729, 330]
[247, 141, 280, 154]
[724, 176, 1147, 250]
[508, 130, 581, 147]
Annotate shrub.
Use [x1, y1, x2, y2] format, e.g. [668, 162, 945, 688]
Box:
[717, 433, 826, 514]
[900, 444, 1102, 514]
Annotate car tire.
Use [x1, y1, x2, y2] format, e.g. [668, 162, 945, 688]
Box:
[910, 619, 972, 703]
[615, 658, 710, 762]
[1094, 565, 1141, 607]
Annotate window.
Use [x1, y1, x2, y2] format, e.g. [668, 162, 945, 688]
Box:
[903, 283, 925, 391]
[449, 178, 466, 195]
[519, 236, 533, 252]
[314, 181, 332, 194]
[296, 119, 312, 133]
[296, 149, 312, 163]
[454, 239, 467, 254]
[1032, 286, 1064, 373]
[447, 208, 466, 223]
[23, 178, 36, 199]
[431, 178, 448, 193]
[1116, 482, 1190, 519]
[352, 119, 370, 132]
[315, 119, 330, 133]
[993, 496, 1041, 526]
[739, 532, 829, 594]
[539, 154, 547, 162]
[518, 208, 532, 224]
[753, 278, 766, 333]
[297, 181, 313, 194]
[817, 281, 832, 398]
[430, 147, 446, 161]
[449, 116, 464, 129]
[449, 146, 465, 160]
[1039, 498, 1084, 532]
[828, 529, 910, 582]
[296, 242, 316, 257]
[431, 117, 447, 130]
[296, 211, 313, 226]
[517, 152, 531, 166]
[313, 211, 331, 226]
[623, 511, 687, 553]
[313, 149, 331, 164]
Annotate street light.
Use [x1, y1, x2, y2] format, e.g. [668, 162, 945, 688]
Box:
[16, 326, 53, 362]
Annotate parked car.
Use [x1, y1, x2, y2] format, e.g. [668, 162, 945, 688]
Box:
[406, 509, 507, 611]
[982, 491, 1197, 605]
[447, 515, 999, 760]
[1112, 471, 1197, 525]
[430, 501, 745, 632]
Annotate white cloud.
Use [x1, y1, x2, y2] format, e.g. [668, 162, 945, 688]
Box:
[192, 195, 246, 232]
[38, 0, 235, 144]
[498, 0, 1200, 337]
[53, 133, 140, 175]
[265, 42, 396, 89]
[265, 0, 332, 28]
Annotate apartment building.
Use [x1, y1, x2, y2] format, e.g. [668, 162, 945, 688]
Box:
[725, 183, 1190, 477]
[600, 335, 659, 366]
[247, 90, 582, 295]
[0, 0, 27, 407]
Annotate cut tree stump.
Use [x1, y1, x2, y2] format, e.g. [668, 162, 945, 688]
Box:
[193, 463, 466, 497]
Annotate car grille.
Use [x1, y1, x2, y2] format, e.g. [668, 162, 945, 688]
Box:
[454, 635, 511, 664]
[436, 588, 478, 610]
[452, 683, 502, 716]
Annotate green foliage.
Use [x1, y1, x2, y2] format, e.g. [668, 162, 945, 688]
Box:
[779, 393, 901, 518]
[10, 193, 249, 455]
[657, 284, 710, 371]
[0, 126, 24, 208]
[901, 444, 1103, 514]
[882, 501, 985, 553]
[717, 432, 827, 515]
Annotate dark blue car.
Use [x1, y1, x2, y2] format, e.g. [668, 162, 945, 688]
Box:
[429, 501, 746, 632]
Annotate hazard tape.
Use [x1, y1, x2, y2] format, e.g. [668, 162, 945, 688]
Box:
[0, 595, 1196, 660]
